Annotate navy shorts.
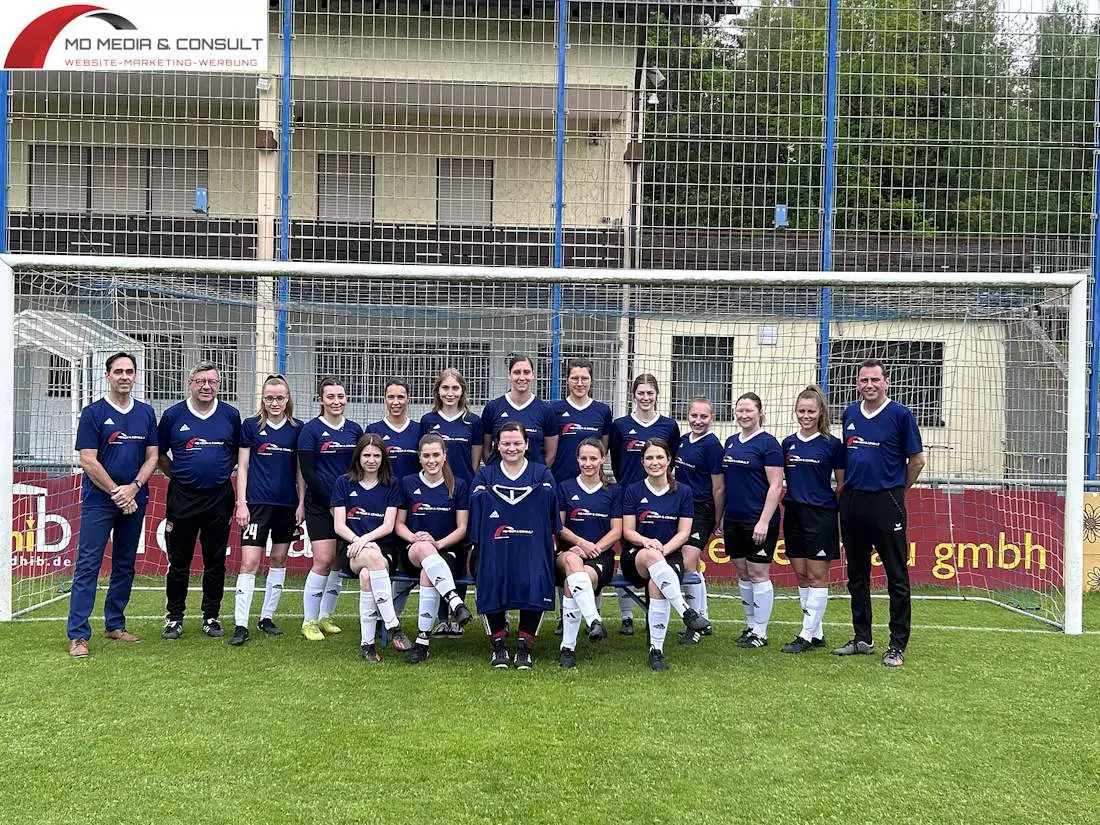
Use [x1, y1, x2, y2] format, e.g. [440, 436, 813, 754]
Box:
[241, 503, 298, 548]
[722, 517, 780, 563]
[618, 545, 684, 589]
[783, 501, 840, 561]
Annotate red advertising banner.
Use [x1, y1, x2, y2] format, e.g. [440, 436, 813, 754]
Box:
[11, 474, 1065, 591]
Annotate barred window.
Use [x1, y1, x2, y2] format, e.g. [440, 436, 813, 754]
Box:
[127, 333, 185, 401]
[438, 158, 493, 226]
[826, 340, 944, 427]
[200, 335, 239, 403]
[671, 336, 734, 419]
[318, 154, 375, 222]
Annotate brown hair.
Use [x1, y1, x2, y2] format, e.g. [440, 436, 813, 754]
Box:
[432, 368, 471, 419]
[858, 358, 888, 379]
[736, 391, 765, 426]
[317, 376, 346, 414]
[632, 373, 659, 397]
[347, 433, 393, 486]
[641, 437, 677, 491]
[576, 436, 613, 489]
[418, 432, 455, 497]
[795, 385, 831, 437]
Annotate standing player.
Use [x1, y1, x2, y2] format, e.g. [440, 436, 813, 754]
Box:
[673, 397, 725, 644]
[420, 368, 483, 484]
[367, 378, 422, 481]
[833, 360, 924, 668]
[720, 392, 784, 649]
[555, 438, 619, 668]
[469, 422, 559, 670]
[621, 438, 711, 671]
[482, 353, 558, 467]
[780, 385, 845, 654]
[67, 352, 158, 658]
[298, 377, 363, 641]
[159, 361, 242, 640]
[395, 433, 475, 664]
[230, 374, 305, 646]
[609, 373, 680, 634]
[419, 368, 482, 636]
[550, 358, 612, 484]
[331, 433, 411, 662]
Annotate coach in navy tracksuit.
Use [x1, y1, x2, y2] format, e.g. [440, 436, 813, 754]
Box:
[66, 352, 158, 658]
[158, 361, 242, 640]
[834, 359, 925, 668]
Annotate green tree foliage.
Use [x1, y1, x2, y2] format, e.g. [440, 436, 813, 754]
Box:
[643, 0, 1098, 239]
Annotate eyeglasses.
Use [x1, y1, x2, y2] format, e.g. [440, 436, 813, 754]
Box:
[263, 395, 288, 404]
[191, 378, 219, 386]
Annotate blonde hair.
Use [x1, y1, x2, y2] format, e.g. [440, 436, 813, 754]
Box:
[418, 433, 455, 496]
[795, 385, 832, 437]
[256, 375, 297, 429]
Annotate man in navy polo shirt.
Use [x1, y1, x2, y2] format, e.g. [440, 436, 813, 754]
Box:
[833, 359, 925, 668]
[66, 352, 159, 658]
[158, 361, 241, 640]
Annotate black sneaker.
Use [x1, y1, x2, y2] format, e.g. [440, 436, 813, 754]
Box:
[388, 625, 413, 652]
[620, 617, 634, 636]
[587, 619, 607, 642]
[882, 646, 905, 668]
[228, 625, 249, 646]
[406, 642, 430, 664]
[781, 636, 814, 654]
[201, 618, 224, 638]
[451, 603, 473, 628]
[558, 647, 577, 669]
[736, 627, 752, 644]
[491, 637, 510, 669]
[257, 617, 283, 636]
[514, 637, 533, 671]
[682, 607, 711, 633]
[700, 625, 713, 637]
[360, 643, 382, 663]
[741, 631, 768, 649]
[678, 629, 702, 646]
[161, 620, 183, 640]
[811, 635, 826, 649]
[648, 648, 668, 671]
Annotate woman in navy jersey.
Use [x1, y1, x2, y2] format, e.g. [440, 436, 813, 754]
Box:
[550, 358, 612, 484]
[482, 353, 558, 467]
[674, 397, 725, 644]
[469, 422, 560, 670]
[420, 368, 483, 484]
[621, 438, 711, 671]
[230, 374, 305, 645]
[780, 386, 845, 654]
[297, 377, 363, 642]
[331, 433, 412, 662]
[720, 392, 785, 649]
[367, 377, 422, 481]
[419, 368, 482, 635]
[555, 437, 619, 668]
[609, 373, 680, 634]
[396, 433, 475, 664]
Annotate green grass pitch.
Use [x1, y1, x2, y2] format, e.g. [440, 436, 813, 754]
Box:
[2, 585, 1098, 825]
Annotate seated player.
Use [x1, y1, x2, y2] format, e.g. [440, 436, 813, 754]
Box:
[555, 438, 620, 669]
[395, 433, 475, 664]
[469, 422, 559, 670]
[331, 433, 412, 662]
[621, 438, 711, 671]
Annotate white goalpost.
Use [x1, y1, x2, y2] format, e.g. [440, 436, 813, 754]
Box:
[0, 254, 1086, 634]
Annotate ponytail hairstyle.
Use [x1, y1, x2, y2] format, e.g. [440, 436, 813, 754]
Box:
[642, 437, 676, 492]
[632, 372, 660, 397]
[795, 385, 831, 437]
[418, 432, 455, 496]
[576, 436, 613, 489]
[317, 375, 347, 415]
[257, 374, 296, 429]
[348, 433, 393, 486]
[736, 391, 765, 427]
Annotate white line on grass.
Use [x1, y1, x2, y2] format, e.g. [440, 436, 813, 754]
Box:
[15, 614, 1099, 635]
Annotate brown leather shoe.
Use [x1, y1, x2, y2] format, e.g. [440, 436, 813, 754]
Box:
[69, 638, 89, 658]
[104, 628, 140, 643]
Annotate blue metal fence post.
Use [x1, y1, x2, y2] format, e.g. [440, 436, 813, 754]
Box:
[0, 70, 9, 255]
[550, 0, 568, 400]
[818, 0, 840, 391]
[277, 0, 293, 374]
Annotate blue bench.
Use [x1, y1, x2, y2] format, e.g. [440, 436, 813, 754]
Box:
[339, 568, 702, 646]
